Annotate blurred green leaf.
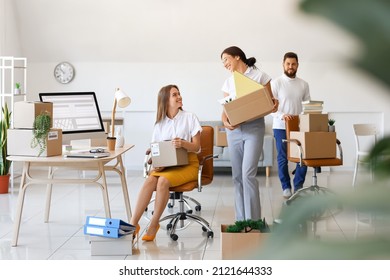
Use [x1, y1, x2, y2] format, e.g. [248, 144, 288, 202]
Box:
[300, 0, 390, 86]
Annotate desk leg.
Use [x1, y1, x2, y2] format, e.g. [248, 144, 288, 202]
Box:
[99, 161, 111, 218]
[44, 166, 54, 223]
[12, 162, 29, 247]
[118, 155, 132, 221]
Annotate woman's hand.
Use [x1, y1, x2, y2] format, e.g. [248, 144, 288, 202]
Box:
[172, 137, 183, 148]
[224, 120, 237, 130]
[153, 166, 165, 172]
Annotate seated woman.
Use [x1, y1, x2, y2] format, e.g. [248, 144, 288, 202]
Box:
[130, 84, 202, 241]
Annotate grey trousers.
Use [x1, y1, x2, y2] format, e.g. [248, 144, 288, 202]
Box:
[226, 118, 264, 221]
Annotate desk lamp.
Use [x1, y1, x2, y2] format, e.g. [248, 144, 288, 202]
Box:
[107, 88, 131, 150]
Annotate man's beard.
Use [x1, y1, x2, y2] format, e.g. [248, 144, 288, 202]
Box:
[284, 69, 297, 78]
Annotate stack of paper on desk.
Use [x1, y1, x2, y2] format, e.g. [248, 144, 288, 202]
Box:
[83, 216, 135, 238]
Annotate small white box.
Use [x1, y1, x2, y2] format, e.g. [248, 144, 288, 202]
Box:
[89, 235, 133, 256]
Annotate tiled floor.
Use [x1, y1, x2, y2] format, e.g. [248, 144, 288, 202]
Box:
[0, 166, 388, 260]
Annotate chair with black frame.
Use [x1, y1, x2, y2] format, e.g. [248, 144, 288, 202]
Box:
[283, 116, 343, 237]
[144, 125, 217, 241]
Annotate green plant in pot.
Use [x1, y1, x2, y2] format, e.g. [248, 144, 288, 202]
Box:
[31, 111, 51, 157]
[14, 82, 21, 95]
[225, 219, 271, 233]
[0, 103, 12, 194]
[328, 118, 336, 132]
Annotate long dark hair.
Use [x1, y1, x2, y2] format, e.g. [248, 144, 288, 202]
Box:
[221, 46, 257, 69]
[155, 84, 182, 124]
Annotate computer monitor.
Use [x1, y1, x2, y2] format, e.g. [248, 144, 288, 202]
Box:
[39, 92, 107, 145]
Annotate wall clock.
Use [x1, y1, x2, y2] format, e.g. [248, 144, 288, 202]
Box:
[54, 62, 75, 84]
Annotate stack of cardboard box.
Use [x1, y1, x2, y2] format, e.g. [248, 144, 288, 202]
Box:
[8, 101, 62, 157]
[289, 113, 336, 159]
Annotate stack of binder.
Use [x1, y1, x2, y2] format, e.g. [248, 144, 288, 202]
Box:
[302, 100, 324, 114]
[84, 216, 135, 238]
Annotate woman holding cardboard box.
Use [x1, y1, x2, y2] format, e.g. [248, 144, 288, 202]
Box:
[130, 84, 202, 241]
[220, 46, 278, 222]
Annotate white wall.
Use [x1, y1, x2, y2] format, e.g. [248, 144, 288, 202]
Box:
[2, 0, 390, 171]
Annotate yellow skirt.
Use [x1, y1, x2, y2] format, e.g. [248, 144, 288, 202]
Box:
[151, 152, 199, 186]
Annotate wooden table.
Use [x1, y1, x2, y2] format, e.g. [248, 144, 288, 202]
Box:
[7, 144, 134, 246]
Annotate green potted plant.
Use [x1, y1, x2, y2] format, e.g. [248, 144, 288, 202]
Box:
[328, 118, 336, 132]
[14, 82, 21, 95]
[0, 103, 11, 194]
[221, 219, 270, 259]
[30, 111, 51, 156]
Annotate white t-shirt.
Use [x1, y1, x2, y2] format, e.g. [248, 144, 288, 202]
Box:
[221, 67, 272, 97]
[271, 74, 310, 129]
[151, 110, 202, 142]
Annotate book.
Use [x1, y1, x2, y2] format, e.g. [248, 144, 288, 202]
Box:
[302, 100, 324, 105]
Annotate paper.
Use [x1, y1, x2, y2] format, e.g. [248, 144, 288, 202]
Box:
[234, 71, 264, 98]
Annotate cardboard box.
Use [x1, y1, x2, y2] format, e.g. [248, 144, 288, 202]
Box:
[223, 88, 274, 126]
[215, 126, 228, 147]
[150, 141, 188, 168]
[299, 113, 329, 132]
[89, 235, 132, 256]
[13, 101, 53, 129]
[289, 131, 336, 159]
[7, 128, 62, 157]
[221, 224, 268, 260]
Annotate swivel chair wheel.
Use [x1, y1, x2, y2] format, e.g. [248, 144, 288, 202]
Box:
[186, 209, 193, 214]
[202, 226, 207, 232]
[166, 223, 172, 230]
[195, 205, 201, 211]
[170, 233, 178, 241]
[168, 203, 174, 208]
[207, 231, 214, 238]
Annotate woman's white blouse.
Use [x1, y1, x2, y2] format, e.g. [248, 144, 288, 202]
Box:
[151, 110, 202, 142]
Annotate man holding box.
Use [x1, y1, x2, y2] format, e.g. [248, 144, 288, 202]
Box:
[271, 52, 311, 198]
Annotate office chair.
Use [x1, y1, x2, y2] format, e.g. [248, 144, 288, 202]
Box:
[144, 126, 217, 241]
[283, 116, 343, 236]
[352, 124, 377, 238]
[352, 123, 377, 187]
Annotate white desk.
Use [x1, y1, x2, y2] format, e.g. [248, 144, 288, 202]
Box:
[7, 144, 134, 246]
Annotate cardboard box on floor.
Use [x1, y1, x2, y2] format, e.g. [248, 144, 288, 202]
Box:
[89, 235, 132, 256]
[299, 113, 329, 132]
[13, 101, 53, 129]
[289, 131, 336, 159]
[215, 126, 228, 147]
[150, 141, 188, 168]
[221, 224, 269, 260]
[7, 128, 62, 157]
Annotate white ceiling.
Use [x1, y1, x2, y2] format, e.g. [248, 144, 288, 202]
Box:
[12, 0, 358, 63]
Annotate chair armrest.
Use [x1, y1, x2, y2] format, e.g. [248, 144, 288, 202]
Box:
[197, 154, 219, 191]
[283, 138, 303, 166]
